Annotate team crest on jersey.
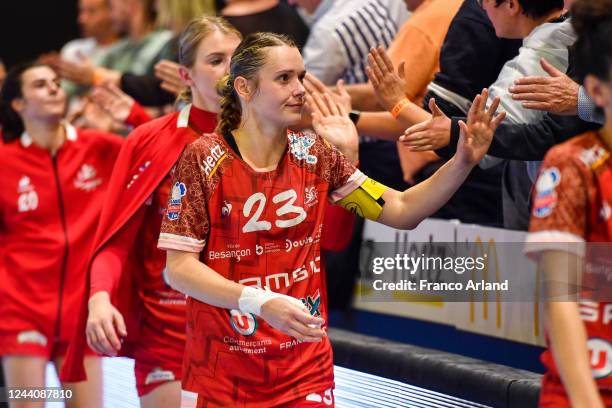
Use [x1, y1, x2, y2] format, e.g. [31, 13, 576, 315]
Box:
[588, 338, 612, 379]
[288, 132, 317, 164]
[301, 289, 321, 317]
[229, 309, 258, 336]
[304, 186, 318, 206]
[167, 182, 187, 220]
[221, 200, 232, 218]
[580, 146, 609, 170]
[17, 176, 39, 212]
[533, 167, 561, 218]
[74, 164, 102, 191]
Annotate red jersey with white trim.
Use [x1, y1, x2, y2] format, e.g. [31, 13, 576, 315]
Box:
[0, 125, 122, 350]
[525, 132, 612, 403]
[158, 130, 364, 407]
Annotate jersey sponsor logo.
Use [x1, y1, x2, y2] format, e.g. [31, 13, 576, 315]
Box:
[17, 176, 38, 212]
[304, 186, 318, 206]
[580, 301, 612, 325]
[229, 309, 258, 336]
[209, 247, 251, 261]
[242, 189, 307, 233]
[201, 144, 226, 178]
[580, 146, 609, 170]
[238, 256, 320, 291]
[17, 330, 47, 346]
[167, 182, 187, 220]
[127, 161, 151, 189]
[144, 368, 176, 385]
[533, 167, 560, 218]
[588, 338, 612, 379]
[301, 289, 321, 317]
[288, 132, 317, 164]
[285, 236, 314, 253]
[74, 164, 102, 191]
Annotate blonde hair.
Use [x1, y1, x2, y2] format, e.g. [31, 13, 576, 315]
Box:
[176, 16, 242, 104]
[156, 0, 216, 33]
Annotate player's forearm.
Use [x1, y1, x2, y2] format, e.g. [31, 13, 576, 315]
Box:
[378, 157, 472, 230]
[357, 111, 406, 141]
[165, 250, 243, 309]
[345, 83, 381, 111]
[545, 301, 604, 408]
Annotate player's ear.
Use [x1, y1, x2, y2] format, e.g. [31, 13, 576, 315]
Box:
[234, 76, 255, 102]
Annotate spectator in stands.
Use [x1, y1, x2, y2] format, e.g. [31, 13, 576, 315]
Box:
[401, 0, 570, 229]
[220, 0, 310, 50]
[525, 1, 612, 406]
[58, 0, 119, 97]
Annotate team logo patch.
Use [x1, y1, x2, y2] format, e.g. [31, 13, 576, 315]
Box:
[532, 167, 561, 218]
[304, 186, 318, 206]
[17, 176, 38, 212]
[579, 146, 609, 170]
[588, 338, 612, 379]
[167, 182, 187, 220]
[74, 164, 102, 191]
[229, 309, 258, 336]
[288, 133, 317, 164]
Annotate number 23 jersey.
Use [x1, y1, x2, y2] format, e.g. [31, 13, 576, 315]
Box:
[158, 130, 365, 406]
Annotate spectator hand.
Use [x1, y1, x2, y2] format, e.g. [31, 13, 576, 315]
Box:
[154, 60, 184, 96]
[509, 58, 579, 116]
[307, 92, 359, 164]
[455, 88, 506, 167]
[400, 98, 451, 151]
[303, 73, 352, 113]
[366, 46, 406, 112]
[91, 84, 135, 124]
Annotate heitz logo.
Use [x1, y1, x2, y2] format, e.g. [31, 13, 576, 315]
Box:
[229, 309, 257, 336]
[304, 186, 318, 206]
[285, 236, 314, 253]
[74, 164, 102, 191]
[588, 338, 612, 379]
[17, 176, 38, 212]
[202, 143, 226, 178]
[301, 289, 321, 317]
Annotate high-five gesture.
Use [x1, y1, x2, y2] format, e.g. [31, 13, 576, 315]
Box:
[306, 92, 359, 164]
[455, 89, 506, 166]
[366, 46, 407, 112]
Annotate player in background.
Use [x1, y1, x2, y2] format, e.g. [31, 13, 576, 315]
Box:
[0, 62, 122, 408]
[59, 17, 241, 408]
[157, 32, 505, 407]
[524, 0, 612, 406]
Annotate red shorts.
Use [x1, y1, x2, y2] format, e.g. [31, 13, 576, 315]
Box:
[0, 329, 96, 360]
[132, 297, 186, 397]
[539, 373, 612, 407]
[194, 388, 335, 408]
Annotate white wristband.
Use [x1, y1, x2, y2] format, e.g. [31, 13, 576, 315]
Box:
[238, 286, 306, 316]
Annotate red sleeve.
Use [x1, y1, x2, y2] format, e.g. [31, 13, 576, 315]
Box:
[90, 206, 146, 297]
[125, 102, 153, 128]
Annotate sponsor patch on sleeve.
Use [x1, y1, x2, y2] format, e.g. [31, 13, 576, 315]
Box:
[167, 182, 187, 220]
[532, 167, 560, 218]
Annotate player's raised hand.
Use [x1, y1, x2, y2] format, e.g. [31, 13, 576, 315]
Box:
[307, 91, 359, 164]
[455, 89, 506, 166]
[86, 291, 127, 356]
[260, 296, 325, 343]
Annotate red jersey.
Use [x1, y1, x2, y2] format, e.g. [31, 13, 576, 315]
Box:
[0, 124, 122, 352]
[158, 131, 364, 407]
[525, 131, 612, 405]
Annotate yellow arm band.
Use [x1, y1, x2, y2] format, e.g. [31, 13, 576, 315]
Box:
[337, 178, 389, 221]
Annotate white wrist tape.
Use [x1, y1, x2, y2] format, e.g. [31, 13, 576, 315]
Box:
[238, 286, 306, 316]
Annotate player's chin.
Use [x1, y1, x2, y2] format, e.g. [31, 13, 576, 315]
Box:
[281, 106, 303, 124]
